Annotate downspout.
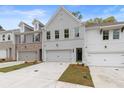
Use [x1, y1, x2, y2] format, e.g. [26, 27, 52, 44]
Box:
[82, 23, 88, 65]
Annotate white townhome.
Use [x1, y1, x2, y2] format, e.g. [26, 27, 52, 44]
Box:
[42, 7, 85, 62]
[85, 22, 124, 66]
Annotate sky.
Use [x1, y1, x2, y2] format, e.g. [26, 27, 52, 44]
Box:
[1, 5, 124, 30]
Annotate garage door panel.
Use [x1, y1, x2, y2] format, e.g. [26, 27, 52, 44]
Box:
[87, 53, 124, 66]
[46, 50, 72, 62]
[18, 51, 37, 61]
[0, 50, 7, 58]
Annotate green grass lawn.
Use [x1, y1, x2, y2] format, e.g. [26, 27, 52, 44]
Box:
[0, 62, 38, 73]
[58, 64, 94, 87]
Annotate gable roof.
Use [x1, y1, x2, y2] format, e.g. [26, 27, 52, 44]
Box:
[45, 6, 83, 28]
[18, 21, 33, 31]
[32, 19, 44, 27]
[0, 25, 5, 31]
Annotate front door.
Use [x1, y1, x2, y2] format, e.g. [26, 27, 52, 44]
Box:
[39, 49, 42, 61]
[76, 48, 82, 62]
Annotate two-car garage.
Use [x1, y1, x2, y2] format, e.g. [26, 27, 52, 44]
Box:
[18, 51, 37, 61]
[87, 53, 124, 67]
[46, 50, 72, 62]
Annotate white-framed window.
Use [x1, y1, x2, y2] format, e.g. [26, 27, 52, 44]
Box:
[20, 25, 24, 32]
[2, 34, 5, 41]
[64, 29, 69, 38]
[8, 34, 11, 40]
[74, 27, 79, 37]
[113, 29, 120, 39]
[55, 30, 59, 39]
[35, 33, 40, 41]
[103, 30, 109, 40]
[35, 23, 39, 31]
[46, 31, 51, 40]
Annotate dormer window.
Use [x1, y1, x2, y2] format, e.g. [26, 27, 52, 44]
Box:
[34, 23, 39, 31]
[35, 24, 38, 30]
[20, 25, 24, 32]
[2, 34, 5, 41]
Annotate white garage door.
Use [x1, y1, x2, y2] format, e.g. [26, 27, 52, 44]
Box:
[0, 50, 7, 59]
[18, 51, 37, 61]
[46, 50, 72, 62]
[87, 53, 124, 67]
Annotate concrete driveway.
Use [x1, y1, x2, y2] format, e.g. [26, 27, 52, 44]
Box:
[89, 66, 124, 88]
[0, 62, 123, 88]
[0, 62, 87, 88]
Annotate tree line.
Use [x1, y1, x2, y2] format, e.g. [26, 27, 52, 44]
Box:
[72, 11, 117, 26]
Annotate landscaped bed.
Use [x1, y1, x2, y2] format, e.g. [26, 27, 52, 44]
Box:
[58, 64, 94, 87]
[0, 62, 39, 73]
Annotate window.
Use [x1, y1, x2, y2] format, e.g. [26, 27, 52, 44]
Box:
[35, 23, 39, 31]
[55, 30, 59, 39]
[74, 27, 79, 37]
[64, 29, 69, 38]
[103, 30, 109, 40]
[113, 29, 120, 39]
[8, 35, 11, 40]
[2, 35, 5, 41]
[35, 33, 40, 41]
[46, 31, 51, 40]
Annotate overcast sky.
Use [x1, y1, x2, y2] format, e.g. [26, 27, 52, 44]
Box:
[0, 5, 124, 30]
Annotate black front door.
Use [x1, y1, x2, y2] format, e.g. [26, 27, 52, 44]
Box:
[39, 49, 42, 61]
[76, 48, 82, 61]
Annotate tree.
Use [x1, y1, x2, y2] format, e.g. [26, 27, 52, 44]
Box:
[94, 18, 103, 24]
[86, 16, 117, 26]
[103, 16, 117, 23]
[72, 11, 83, 20]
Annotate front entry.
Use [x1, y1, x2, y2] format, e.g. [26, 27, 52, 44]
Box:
[76, 48, 82, 61]
[39, 49, 42, 61]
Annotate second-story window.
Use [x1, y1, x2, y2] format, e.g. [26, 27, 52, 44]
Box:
[8, 35, 11, 40]
[103, 30, 109, 40]
[64, 29, 69, 38]
[35, 33, 40, 41]
[47, 31, 51, 40]
[55, 30, 59, 39]
[74, 27, 79, 37]
[113, 29, 120, 39]
[2, 35, 5, 41]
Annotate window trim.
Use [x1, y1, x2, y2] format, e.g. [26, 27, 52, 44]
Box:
[2, 34, 5, 41]
[55, 30, 59, 39]
[103, 30, 109, 40]
[113, 29, 120, 40]
[64, 29, 69, 38]
[8, 34, 11, 40]
[46, 31, 51, 40]
[35, 33, 40, 42]
[74, 27, 80, 38]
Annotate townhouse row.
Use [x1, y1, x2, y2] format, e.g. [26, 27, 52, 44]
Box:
[1, 6, 124, 66]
